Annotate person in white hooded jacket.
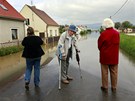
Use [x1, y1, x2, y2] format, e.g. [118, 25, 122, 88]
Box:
[57, 25, 79, 84]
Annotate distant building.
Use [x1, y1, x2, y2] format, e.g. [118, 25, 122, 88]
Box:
[77, 25, 87, 32]
[118, 27, 133, 33]
[133, 28, 135, 33]
[20, 5, 59, 43]
[124, 28, 133, 33]
[0, 0, 25, 47]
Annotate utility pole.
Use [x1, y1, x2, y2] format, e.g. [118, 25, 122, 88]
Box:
[31, 0, 33, 6]
[110, 16, 112, 19]
[31, 0, 35, 29]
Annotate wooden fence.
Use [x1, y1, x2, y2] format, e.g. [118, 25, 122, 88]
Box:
[0, 36, 60, 48]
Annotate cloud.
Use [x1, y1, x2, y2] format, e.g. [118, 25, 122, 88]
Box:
[7, 0, 135, 25]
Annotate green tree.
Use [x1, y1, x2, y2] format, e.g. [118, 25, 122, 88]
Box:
[122, 21, 133, 29]
[115, 22, 121, 29]
[132, 25, 135, 29]
[99, 26, 104, 33]
[59, 25, 65, 34]
[59, 25, 69, 34]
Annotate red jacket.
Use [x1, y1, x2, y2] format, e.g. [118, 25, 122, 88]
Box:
[98, 28, 120, 65]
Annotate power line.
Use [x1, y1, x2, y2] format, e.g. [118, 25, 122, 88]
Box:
[110, 0, 130, 18]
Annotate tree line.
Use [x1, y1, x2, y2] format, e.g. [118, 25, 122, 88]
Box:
[99, 21, 135, 33]
[115, 21, 135, 30]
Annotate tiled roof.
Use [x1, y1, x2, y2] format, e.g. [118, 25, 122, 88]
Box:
[27, 5, 59, 26]
[0, 0, 25, 21]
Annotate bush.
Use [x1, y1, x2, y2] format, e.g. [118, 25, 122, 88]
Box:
[0, 45, 23, 56]
[80, 30, 88, 36]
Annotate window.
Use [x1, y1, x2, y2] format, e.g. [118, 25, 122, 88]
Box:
[50, 30, 52, 37]
[11, 29, 18, 40]
[25, 19, 30, 25]
[0, 4, 8, 11]
[55, 30, 57, 36]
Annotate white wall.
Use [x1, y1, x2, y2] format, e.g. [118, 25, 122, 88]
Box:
[0, 19, 25, 43]
[20, 5, 47, 36]
[20, 5, 59, 37]
[48, 26, 59, 37]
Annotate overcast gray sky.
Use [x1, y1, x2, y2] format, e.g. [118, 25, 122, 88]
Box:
[8, 0, 135, 25]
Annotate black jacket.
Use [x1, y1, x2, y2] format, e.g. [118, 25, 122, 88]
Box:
[22, 36, 44, 58]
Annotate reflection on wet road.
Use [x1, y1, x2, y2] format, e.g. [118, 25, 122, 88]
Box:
[79, 32, 135, 92]
[0, 42, 57, 87]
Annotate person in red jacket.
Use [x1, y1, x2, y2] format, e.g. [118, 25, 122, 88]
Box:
[98, 18, 120, 93]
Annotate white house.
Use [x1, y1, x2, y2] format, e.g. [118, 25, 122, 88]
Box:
[20, 5, 59, 43]
[124, 28, 133, 33]
[0, 0, 25, 47]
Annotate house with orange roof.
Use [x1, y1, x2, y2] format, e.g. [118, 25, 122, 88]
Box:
[0, 0, 25, 47]
[20, 5, 59, 43]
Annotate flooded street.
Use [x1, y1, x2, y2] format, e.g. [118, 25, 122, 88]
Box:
[0, 32, 135, 101]
[78, 32, 135, 92]
[0, 42, 57, 87]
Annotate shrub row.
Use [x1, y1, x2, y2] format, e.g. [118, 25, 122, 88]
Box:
[80, 30, 88, 36]
[0, 45, 23, 56]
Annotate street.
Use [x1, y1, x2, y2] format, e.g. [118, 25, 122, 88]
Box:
[0, 32, 135, 101]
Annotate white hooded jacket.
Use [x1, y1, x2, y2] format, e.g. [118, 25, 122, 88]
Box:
[56, 31, 79, 59]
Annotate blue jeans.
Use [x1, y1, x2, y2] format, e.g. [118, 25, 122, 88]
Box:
[25, 57, 41, 86]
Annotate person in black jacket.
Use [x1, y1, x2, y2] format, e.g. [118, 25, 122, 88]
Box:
[22, 27, 44, 90]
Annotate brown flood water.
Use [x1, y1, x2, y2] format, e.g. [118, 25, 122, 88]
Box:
[0, 42, 57, 87]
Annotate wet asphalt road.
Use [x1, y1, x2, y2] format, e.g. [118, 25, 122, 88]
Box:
[0, 32, 135, 101]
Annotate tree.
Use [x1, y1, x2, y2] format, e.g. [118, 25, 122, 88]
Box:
[132, 25, 135, 29]
[99, 26, 104, 33]
[59, 25, 69, 34]
[122, 21, 133, 29]
[59, 25, 65, 34]
[115, 22, 121, 29]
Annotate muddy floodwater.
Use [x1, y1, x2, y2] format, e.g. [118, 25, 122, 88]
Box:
[0, 42, 57, 86]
